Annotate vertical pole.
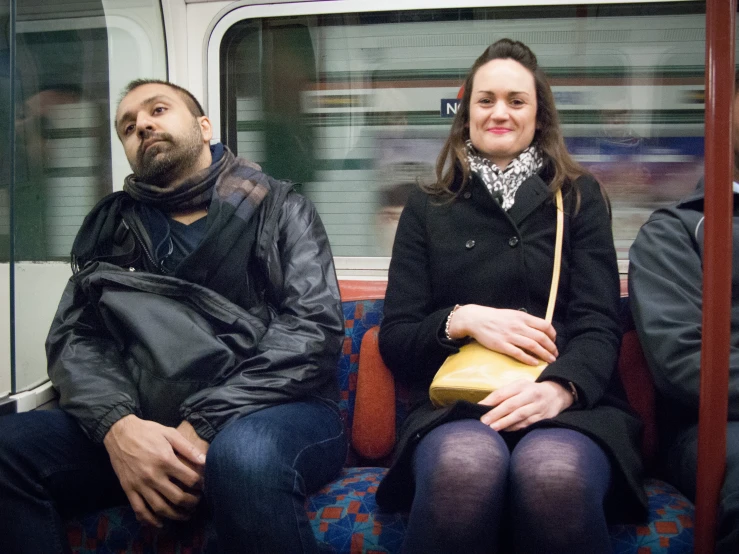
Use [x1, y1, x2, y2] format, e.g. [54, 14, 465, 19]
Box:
[8, 0, 15, 394]
[695, 1, 735, 552]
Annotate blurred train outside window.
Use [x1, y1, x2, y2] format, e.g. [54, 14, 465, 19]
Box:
[218, 1, 721, 272]
[1, 0, 167, 395]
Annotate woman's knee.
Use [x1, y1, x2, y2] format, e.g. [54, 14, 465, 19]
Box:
[510, 429, 611, 508]
[414, 419, 509, 486]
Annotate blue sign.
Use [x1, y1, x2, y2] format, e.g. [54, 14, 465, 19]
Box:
[440, 99, 461, 117]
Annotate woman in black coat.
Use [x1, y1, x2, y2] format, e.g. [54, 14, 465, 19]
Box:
[375, 39, 646, 553]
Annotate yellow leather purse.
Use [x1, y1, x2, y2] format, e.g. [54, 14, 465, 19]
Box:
[429, 189, 564, 408]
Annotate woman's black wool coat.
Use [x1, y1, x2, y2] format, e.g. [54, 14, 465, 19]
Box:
[375, 167, 647, 522]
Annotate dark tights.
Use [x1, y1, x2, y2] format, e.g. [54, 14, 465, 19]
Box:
[404, 420, 612, 554]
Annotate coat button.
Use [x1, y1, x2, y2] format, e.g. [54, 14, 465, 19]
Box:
[465, 239, 476, 249]
[463, 191, 472, 199]
[508, 236, 519, 247]
[518, 307, 528, 313]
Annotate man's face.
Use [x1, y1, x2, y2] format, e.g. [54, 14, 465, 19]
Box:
[115, 83, 212, 186]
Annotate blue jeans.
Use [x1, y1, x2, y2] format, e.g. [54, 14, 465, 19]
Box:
[665, 421, 739, 554]
[0, 399, 346, 554]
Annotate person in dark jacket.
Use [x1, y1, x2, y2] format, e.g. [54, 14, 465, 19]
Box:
[375, 39, 645, 553]
[0, 80, 346, 554]
[628, 75, 739, 554]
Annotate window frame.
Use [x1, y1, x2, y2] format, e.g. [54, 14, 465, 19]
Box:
[204, 0, 700, 277]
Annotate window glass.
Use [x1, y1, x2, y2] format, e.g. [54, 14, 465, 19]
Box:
[219, 2, 715, 266]
[6, 0, 167, 394]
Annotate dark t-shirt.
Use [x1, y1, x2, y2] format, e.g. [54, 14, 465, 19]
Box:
[161, 215, 207, 272]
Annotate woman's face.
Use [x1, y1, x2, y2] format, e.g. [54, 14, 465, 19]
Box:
[468, 58, 537, 170]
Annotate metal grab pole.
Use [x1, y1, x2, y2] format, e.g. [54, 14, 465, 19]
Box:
[695, 1, 735, 552]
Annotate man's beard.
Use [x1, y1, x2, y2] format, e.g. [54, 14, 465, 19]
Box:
[132, 119, 204, 187]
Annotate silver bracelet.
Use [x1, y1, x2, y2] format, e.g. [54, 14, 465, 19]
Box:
[444, 304, 461, 340]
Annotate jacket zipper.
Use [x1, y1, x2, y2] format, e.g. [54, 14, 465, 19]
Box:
[121, 218, 158, 270]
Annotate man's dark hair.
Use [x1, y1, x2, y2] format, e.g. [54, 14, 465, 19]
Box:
[119, 79, 206, 118]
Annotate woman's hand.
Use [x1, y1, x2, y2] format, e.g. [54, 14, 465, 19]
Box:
[448, 304, 558, 365]
[478, 380, 573, 432]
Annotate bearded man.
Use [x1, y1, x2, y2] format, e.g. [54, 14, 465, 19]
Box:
[0, 80, 346, 553]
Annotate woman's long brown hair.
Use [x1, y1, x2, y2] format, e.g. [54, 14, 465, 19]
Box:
[425, 38, 587, 201]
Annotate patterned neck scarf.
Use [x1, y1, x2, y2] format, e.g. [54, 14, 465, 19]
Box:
[465, 141, 543, 210]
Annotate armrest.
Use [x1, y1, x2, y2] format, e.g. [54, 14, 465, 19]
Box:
[351, 326, 396, 460]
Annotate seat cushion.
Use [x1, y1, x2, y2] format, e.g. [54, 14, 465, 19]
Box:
[66, 505, 214, 553]
[609, 478, 695, 554]
[308, 467, 407, 553]
[66, 473, 693, 554]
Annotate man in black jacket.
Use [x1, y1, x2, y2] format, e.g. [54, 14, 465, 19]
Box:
[629, 76, 739, 553]
[0, 80, 346, 553]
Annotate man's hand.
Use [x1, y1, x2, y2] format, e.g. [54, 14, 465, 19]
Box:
[478, 380, 573, 431]
[103, 415, 206, 527]
[176, 420, 209, 456]
[175, 420, 209, 487]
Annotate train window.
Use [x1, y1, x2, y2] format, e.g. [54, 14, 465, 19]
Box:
[215, 0, 717, 275]
[2, 0, 167, 395]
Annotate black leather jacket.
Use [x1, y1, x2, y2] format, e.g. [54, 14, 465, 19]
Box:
[46, 181, 343, 443]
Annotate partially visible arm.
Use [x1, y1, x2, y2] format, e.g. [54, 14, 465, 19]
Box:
[629, 210, 739, 415]
[378, 190, 461, 384]
[46, 280, 141, 443]
[180, 195, 344, 440]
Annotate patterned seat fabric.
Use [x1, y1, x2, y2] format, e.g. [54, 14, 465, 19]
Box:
[65, 298, 695, 553]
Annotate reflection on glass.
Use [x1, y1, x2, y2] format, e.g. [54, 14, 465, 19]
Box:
[9, 0, 167, 394]
[11, 23, 111, 261]
[221, 2, 718, 263]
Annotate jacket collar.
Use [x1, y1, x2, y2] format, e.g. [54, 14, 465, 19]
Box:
[507, 172, 554, 225]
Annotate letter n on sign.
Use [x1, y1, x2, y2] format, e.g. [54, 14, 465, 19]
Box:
[440, 99, 460, 118]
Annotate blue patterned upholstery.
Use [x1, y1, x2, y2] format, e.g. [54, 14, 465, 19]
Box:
[65, 297, 695, 553]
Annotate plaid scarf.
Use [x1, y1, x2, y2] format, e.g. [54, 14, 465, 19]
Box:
[465, 141, 543, 210]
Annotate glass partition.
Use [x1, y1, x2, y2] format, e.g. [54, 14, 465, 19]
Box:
[6, 0, 167, 394]
[0, 0, 11, 396]
[218, 1, 714, 268]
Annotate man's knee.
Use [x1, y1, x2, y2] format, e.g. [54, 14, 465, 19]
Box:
[205, 418, 294, 495]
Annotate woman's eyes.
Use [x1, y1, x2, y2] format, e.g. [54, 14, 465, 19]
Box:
[476, 97, 525, 106]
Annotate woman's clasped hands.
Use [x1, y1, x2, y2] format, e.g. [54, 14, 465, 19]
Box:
[446, 304, 574, 432]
